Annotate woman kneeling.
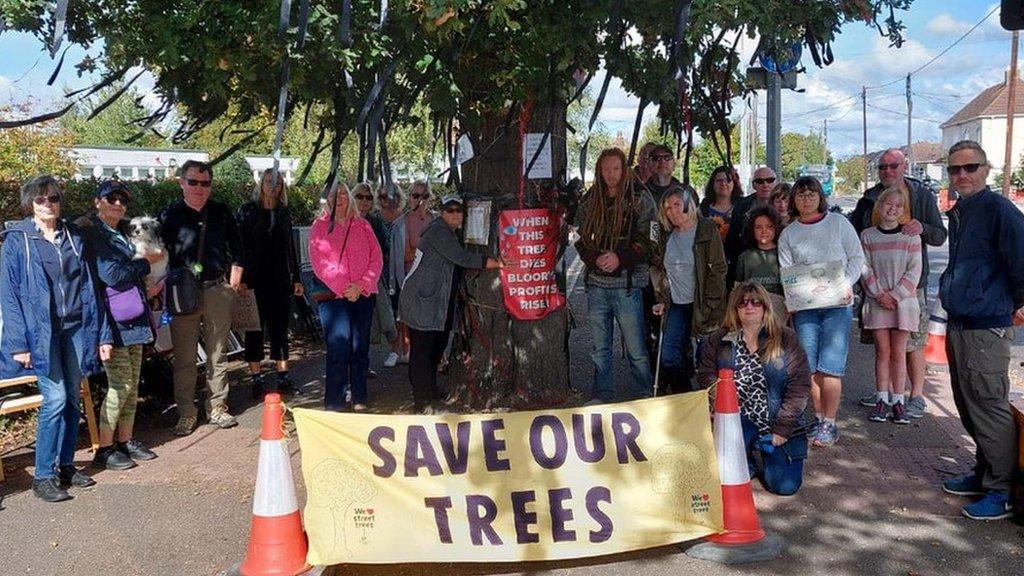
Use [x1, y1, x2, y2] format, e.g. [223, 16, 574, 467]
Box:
[697, 281, 812, 496]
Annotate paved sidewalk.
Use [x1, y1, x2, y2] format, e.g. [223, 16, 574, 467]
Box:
[1, 260, 1022, 575]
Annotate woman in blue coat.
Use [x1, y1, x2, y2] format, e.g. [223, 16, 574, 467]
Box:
[77, 180, 165, 470]
[0, 175, 112, 502]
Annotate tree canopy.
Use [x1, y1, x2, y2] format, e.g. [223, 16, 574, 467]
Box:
[3, 0, 912, 189]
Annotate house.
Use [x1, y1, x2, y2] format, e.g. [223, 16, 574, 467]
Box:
[69, 146, 301, 184]
[863, 141, 944, 189]
[940, 75, 1024, 184]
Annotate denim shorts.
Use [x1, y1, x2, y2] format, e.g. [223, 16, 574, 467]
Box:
[793, 305, 853, 377]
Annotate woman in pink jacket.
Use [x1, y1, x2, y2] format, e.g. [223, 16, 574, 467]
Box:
[309, 183, 383, 411]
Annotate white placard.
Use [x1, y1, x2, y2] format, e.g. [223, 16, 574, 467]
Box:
[521, 132, 553, 179]
[780, 260, 849, 312]
[456, 133, 474, 165]
[464, 199, 491, 245]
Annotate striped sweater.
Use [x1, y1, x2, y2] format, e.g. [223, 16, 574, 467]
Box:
[859, 226, 922, 331]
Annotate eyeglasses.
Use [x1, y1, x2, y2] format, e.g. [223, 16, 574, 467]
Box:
[103, 192, 130, 206]
[411, 193, 429, 200]
[354, 194, 374, 201]
[443, 206, 464, 214]
[186, 178, 212, 187]
[737, 298, 765, 309]
[714, 177, 733, 184]
[33, 194, 62, 205]
[947, 163, 982, 175]
[651, 154, 673, 162]
[753, 177, 776, 185]
[878, 163, 903, 171]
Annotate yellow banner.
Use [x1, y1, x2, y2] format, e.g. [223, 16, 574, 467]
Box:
[293, 393, 723, 565]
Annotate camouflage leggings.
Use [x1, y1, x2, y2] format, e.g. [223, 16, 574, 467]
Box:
[100, 344, 143, 432]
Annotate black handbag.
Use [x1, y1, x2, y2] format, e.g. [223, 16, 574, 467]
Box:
[164, 209, 208, 316]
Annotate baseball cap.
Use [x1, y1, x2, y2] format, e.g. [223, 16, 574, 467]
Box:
[95, 180, 131, 199]
[439, 193, 464, 209]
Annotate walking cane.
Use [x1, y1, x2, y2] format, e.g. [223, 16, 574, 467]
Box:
[653, 311, 665, 398]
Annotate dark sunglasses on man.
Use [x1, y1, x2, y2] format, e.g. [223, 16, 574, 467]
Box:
[443, 206, 465, 214]
[103, 192, 131, 206]
[946, 163, 982, 176]
[877, 163, 902, 171]
[753, 177, 776, 185]
[186, 178, 212, 187]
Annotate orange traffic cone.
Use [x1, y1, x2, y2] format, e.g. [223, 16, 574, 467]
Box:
[708, 369, 765, 545]
[238, 394, 312, 576]
[686, 369, 782, 564]
[924, 297, 948, 366]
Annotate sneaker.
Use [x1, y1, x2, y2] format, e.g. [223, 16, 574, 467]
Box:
[32, 477, 72, 502]
[942, 473, 984, 496]
[117, 439, 157, 461]
[891, 400, 910, 425]
[276, 373, 304, 396]
[962, 491, 1012, 521]
[208, 406, 238, 429]
[859, 393, 880, 407]
[173, 414, 198, 437]
[93, 445, 137, 470]
[383, 352, 400, 367]
[250, 373, 267, 400]
[398, 353, 410, 365]
[368, 369, 379, 379]
[869, 400, 889, 422]
[420, 406, 436, 415]
[906, 396, 926, 419]
[812, 422, 839, 447]
[353, 403, 367, 412]
[58, 466, 96, 488]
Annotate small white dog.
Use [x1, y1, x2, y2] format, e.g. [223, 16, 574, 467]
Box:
[127, 216, 168, 291]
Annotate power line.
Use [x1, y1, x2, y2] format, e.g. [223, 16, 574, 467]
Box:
[865, 103, 944, 124]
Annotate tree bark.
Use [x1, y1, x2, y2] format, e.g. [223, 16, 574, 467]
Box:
[447, 99, 573, 410]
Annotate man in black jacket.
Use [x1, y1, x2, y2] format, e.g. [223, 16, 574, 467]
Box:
[849, 148, 946, 418]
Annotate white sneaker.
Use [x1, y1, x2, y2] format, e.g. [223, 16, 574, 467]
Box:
[398, 354, 410, 365]
[383, 352, 399, 367]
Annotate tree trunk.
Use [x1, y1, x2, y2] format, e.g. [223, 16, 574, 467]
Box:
[447, 99, 573, 410]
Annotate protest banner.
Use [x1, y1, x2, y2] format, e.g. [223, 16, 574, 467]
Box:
[780, 260, 848, 312]
[498, 208, 566, 321]
[293, 393, 723, 565]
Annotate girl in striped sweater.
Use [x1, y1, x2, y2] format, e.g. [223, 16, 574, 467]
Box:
[859, 188, 922, 424]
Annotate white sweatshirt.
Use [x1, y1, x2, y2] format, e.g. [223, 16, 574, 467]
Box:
[778, 211, 865, 288]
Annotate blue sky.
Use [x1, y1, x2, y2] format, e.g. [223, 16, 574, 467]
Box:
[0, 2, 1014, 157]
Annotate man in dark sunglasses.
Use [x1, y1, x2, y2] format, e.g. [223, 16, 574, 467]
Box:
[157, 159, 246, 436]
[724, 165, 779, 272]
[645, 144, 682, 200]
[848, 148, 947, 419]
[938, 140, 1024, 521]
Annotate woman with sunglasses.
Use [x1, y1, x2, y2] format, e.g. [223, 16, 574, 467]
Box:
[398, 194, 502, 414]
[0, 175, 113, 502]
[386, 181, 435, 368]
[700, 166, 744, 240]
[236, 169, 304, 398]
[309, 183, 383, 412]
[697, 282, 812, 496]
[75, 181, 164, 471]
[777, 176, 864, 448]
[650, 186, 727, 393]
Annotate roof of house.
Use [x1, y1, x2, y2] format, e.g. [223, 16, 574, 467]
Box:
[941, 78, 1024, 128]
[864, 141, 943, 165]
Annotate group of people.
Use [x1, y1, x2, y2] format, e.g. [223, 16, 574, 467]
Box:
[1, 139, 1021, 521]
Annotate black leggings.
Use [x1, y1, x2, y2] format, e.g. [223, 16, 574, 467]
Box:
[408, 328, 449, 411]
[244, 285, 292, 363]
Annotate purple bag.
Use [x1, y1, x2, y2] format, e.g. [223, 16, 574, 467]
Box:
[105, 285, 146, 323]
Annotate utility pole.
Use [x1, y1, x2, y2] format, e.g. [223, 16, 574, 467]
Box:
[823, 119, 828, 162]
[861, 85, 868, 193]
[1004, 31, 1019, 198]
[766, 71, 782, 176]
[906, 74, 914, 174]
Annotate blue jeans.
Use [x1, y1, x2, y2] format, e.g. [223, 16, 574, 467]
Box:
[35, 326, 85, 480]
[658, 302, 695, 393]
[319, 296, 374, 409]
[792, 305, 853, 377]
[586, 287, 653, 402]
[741, 415, 805, 496]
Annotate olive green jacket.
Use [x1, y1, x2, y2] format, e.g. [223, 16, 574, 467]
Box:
[650, 217, 728, 336]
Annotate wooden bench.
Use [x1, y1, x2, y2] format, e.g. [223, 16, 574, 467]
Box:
[0, 376, 100, 482]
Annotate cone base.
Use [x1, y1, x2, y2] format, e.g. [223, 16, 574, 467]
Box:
[713, 483, 764, 544]
[685, 529, 785, 565]
[239, 512, 312, 576]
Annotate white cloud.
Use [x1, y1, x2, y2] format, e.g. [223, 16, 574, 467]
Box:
[926, 14, 970, 36]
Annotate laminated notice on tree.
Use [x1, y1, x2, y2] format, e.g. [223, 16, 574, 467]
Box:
[498, 208, 566, 320]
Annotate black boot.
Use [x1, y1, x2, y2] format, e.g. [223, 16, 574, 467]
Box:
[276, 372, 303, 396]
[94, 445, 136, 470]
[32, 477, 72, 502]
[117, 439, 157, 461]
[250, 373, 267, 400]
[58, 466, 96, 489]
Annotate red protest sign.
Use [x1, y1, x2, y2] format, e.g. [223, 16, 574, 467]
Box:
[498, 208, 566, 320]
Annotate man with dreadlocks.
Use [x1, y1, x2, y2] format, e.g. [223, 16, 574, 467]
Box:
[575, 148, 658, 404]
